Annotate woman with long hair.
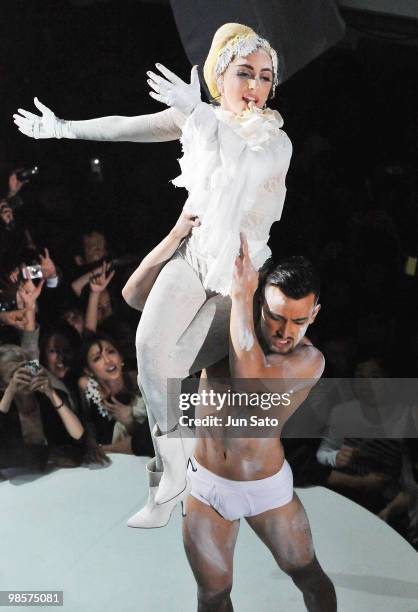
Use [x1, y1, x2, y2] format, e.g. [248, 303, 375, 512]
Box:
[78, 333, 152, 456]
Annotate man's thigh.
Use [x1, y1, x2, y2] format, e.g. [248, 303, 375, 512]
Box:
[245, 493, 315, 573]
[183, 495, 240, 591]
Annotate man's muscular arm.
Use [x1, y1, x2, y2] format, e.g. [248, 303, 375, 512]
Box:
[229, 234, 324, 384]
[122, 211, 200, 311]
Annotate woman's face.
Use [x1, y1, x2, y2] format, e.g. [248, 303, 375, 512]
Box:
[220, 49, 273, 114]
[45, 335, 71, 379]
[86, 340, 123, 384]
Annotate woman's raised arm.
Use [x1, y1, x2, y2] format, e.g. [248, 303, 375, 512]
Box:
[13, 97, 186, 143]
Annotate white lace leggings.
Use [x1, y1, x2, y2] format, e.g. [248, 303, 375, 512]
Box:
[135, 244, 231, 470]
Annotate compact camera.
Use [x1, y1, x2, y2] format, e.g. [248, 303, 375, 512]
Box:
[21, 265, 43, 280]
[25, 359, 41, 376]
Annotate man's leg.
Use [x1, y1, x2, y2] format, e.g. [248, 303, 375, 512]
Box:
[246, 494, 337, 612]
[183, 496, 240, 611]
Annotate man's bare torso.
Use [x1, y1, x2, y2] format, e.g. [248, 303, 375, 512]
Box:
[194, 343, 316, 481]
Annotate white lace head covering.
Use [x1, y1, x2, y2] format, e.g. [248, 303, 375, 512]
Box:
[203, 23, 279, 101]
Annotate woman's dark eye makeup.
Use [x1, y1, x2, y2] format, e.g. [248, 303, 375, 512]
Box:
[236, 71, 271, 82]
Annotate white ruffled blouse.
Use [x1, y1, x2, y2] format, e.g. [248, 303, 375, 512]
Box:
[171, 102, 292, 295]
[69, 100, 292, 296]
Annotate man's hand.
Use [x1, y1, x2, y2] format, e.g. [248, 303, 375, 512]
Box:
[8, 170, 28, 198]
[89, 262, 115, 293]
[38, 248, 57, 279]
[335, 445, 360, 469]
[103, 396, 134, 427]
[231, 233, 259, 300]
[170, 211, 200, 241]
[147, 64, 201, 116]
[16, 270, 45, 310]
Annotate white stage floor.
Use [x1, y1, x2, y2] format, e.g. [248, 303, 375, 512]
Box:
[1, 454, 417, 612]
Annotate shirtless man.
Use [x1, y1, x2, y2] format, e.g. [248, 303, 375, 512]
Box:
[182, 235, 337, 611]
[123, 215, 336, 609]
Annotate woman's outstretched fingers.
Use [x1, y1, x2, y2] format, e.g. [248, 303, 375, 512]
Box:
[155, 63, 182, 84]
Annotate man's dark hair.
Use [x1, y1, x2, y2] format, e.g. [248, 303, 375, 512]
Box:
[259, 256, 320, 302]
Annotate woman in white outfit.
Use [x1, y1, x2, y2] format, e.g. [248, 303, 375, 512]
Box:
[13, 23, 293, 528]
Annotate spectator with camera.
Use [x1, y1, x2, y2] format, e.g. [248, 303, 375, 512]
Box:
[0, 260, 109, 469]
[0, 343, 108, 471]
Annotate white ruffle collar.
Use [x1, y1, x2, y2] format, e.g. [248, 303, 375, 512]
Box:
[213, 104, 283, 148]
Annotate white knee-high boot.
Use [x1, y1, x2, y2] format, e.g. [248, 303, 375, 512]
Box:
[154, 424, 196, 505]
[133, 256, 230, 519]
[127, 455, 187, 529]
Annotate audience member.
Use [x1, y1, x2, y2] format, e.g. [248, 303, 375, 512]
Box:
[0, 344, 107, 471]
[78, 333, 152, 456]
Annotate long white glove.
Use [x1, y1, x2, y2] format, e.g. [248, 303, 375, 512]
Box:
[13, 97, 72, 139]
[147, 63, 201, 117]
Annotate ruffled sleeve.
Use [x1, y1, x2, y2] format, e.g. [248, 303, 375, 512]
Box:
[171, 102, 219, 197]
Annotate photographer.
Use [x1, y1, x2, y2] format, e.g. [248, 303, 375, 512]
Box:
[0, 344, 107, 471]
[0, 268, 109, 470]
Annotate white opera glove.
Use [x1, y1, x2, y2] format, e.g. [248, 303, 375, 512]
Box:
[147, 63, 201, 117]
[13, 97, 73, 139]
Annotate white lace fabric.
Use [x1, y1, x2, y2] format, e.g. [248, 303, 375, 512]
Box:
[172, 102, 292, 295]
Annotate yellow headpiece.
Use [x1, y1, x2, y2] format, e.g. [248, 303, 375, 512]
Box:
[203, 23, 279, 101]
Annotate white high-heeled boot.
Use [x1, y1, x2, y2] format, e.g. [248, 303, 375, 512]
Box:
[126, 457, 186, 529]
[154, 424, 196, 506]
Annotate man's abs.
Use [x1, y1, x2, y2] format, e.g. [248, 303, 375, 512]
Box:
[194, 436, 285, 481]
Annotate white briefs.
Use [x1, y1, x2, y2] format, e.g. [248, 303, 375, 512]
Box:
[188, 457, 294, 521]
